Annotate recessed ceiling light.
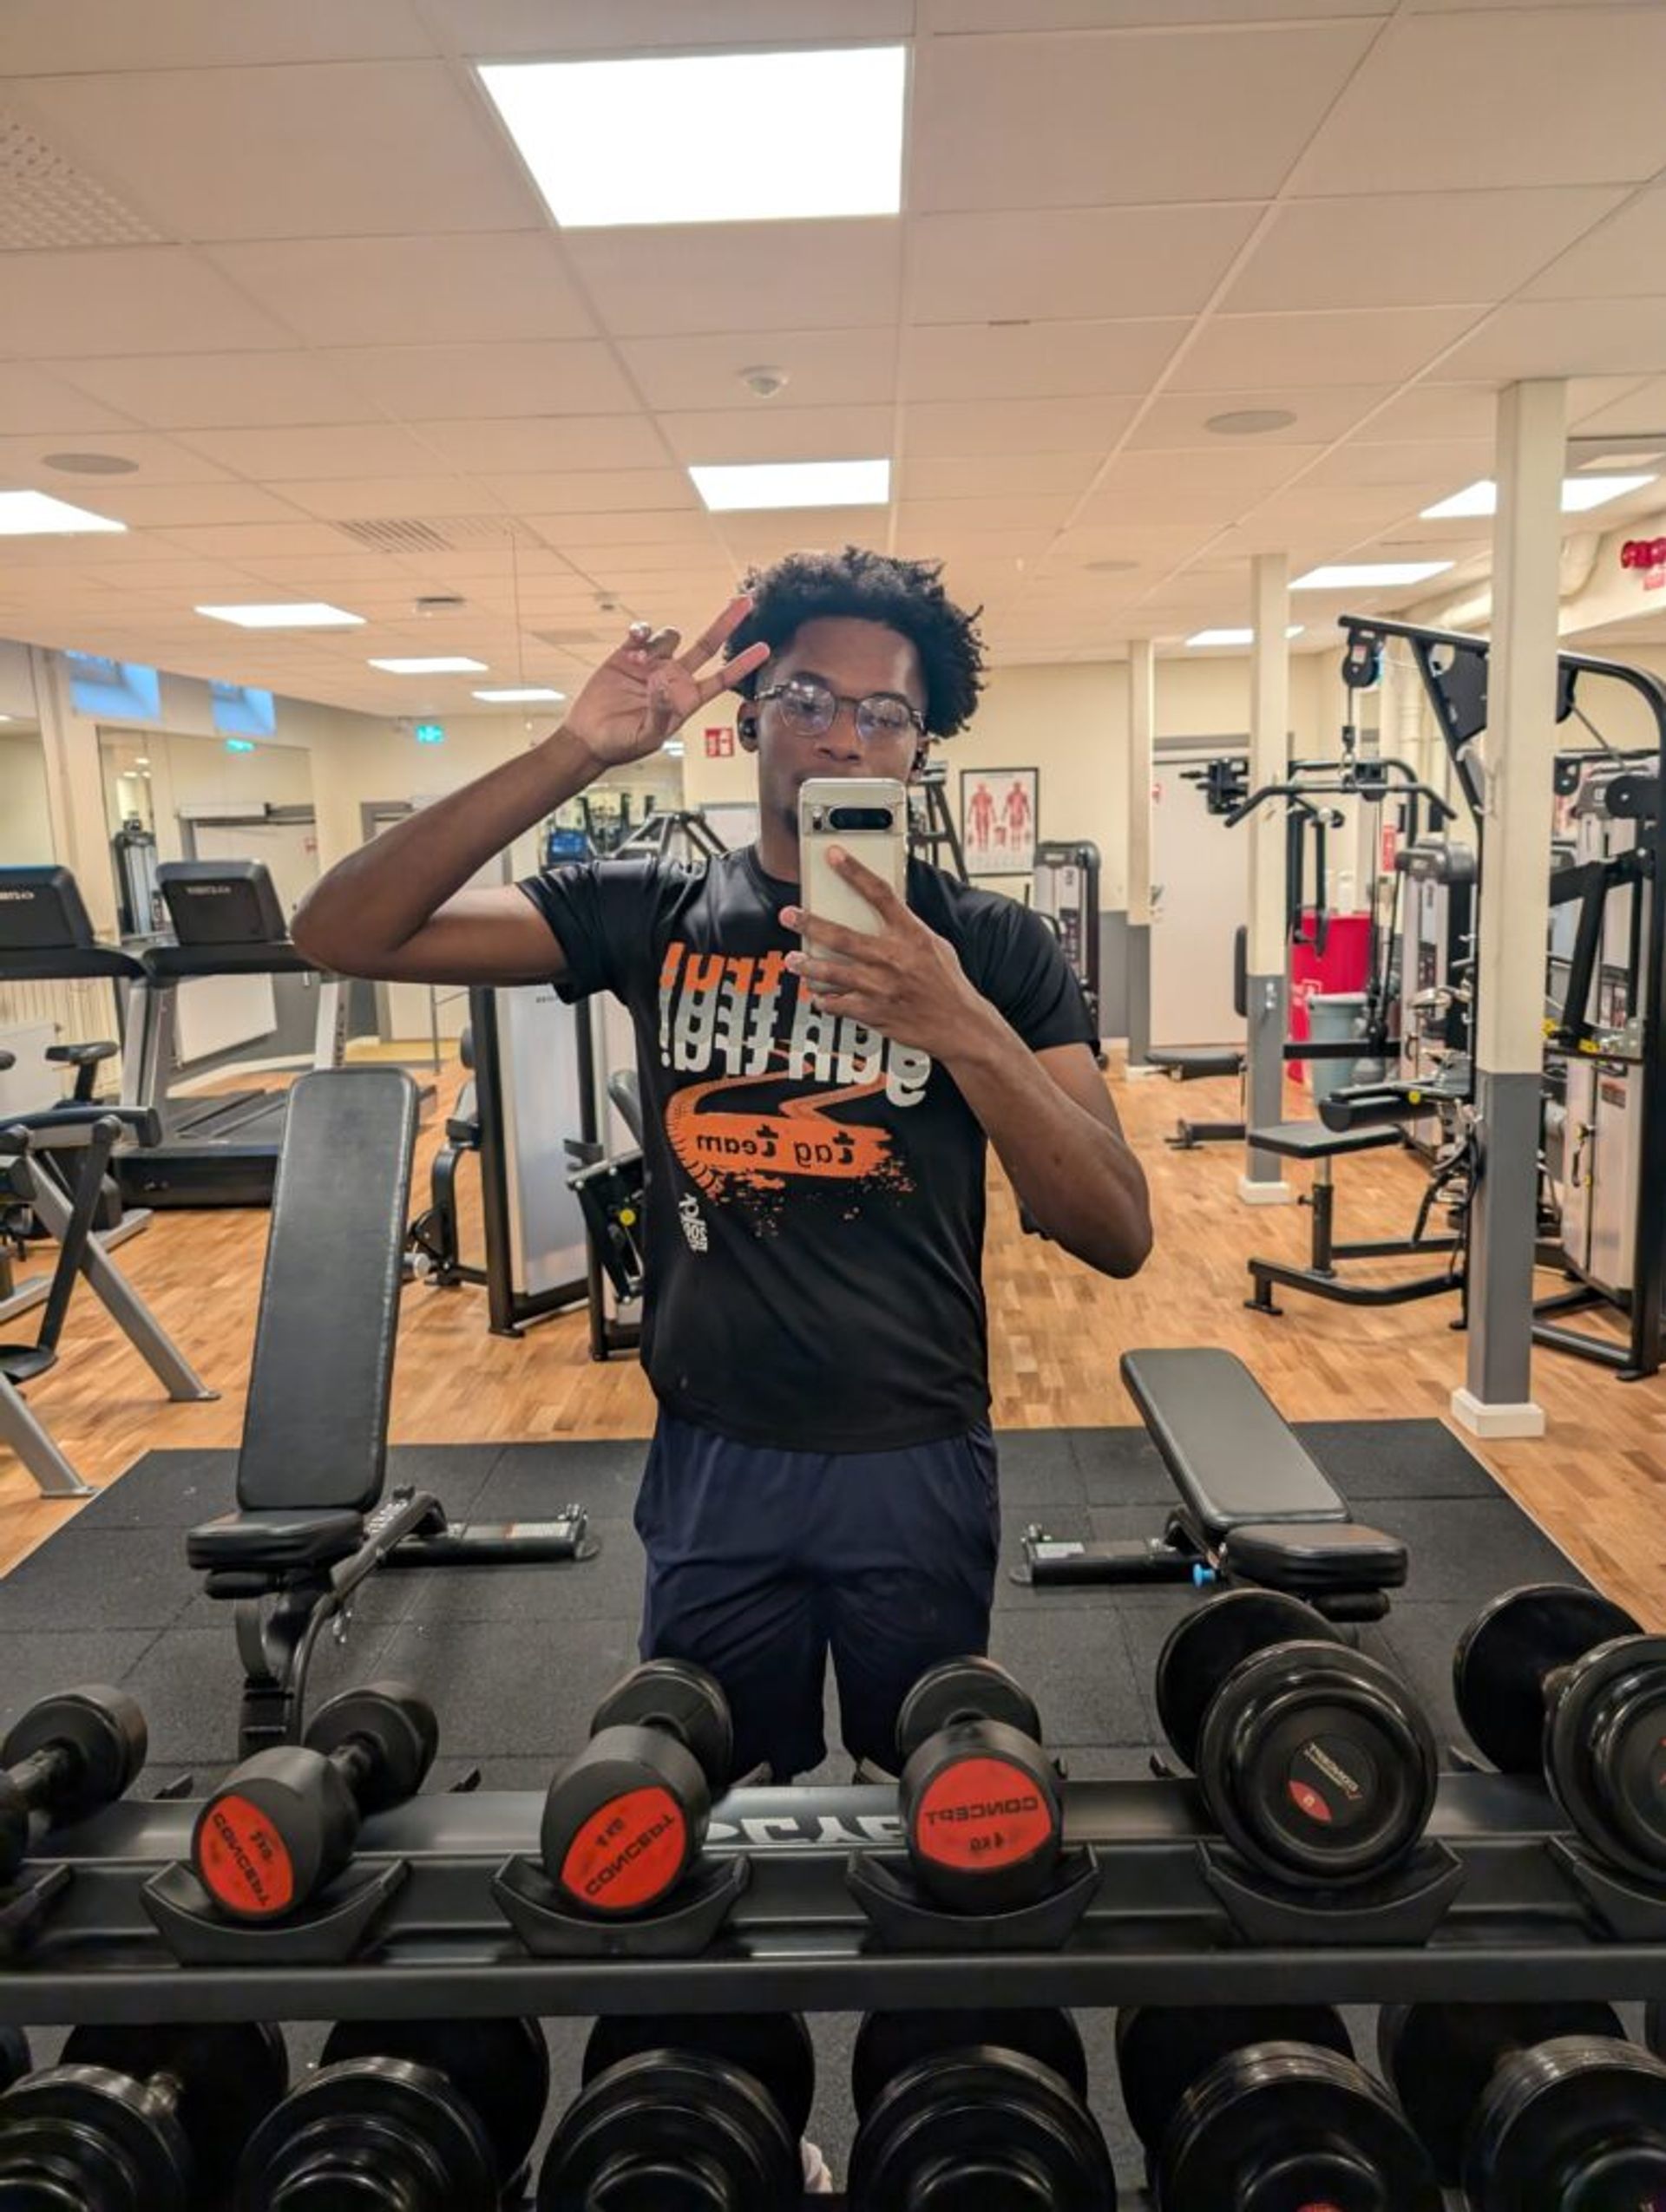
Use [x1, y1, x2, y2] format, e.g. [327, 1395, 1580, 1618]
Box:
[1292, 561, 1454, 590]
[134, 756, 149, 767]
[1186, 625, 1305, 647]
[197, 602, 365, 629]
[690, 458, 890, 512]
[481, 46, 906, 227]
[473, 686, 566, 704]
[0, 490, 126, 536]
[43, 451, 141, 476]
[1420, 474, 1656, 520]
[369, 656, 489, 674]
[1205, 409, 1298, 436]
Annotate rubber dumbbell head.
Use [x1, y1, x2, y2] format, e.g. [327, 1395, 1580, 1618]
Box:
[1454, 1582, 1666, 1882]
[583, 2013, 816, 2150]
[1378, 1999, 1656, 2199]
[541, 1659, 733, 1919]
[192, 1679, 437, 1921]
[1156, 1589, 1438, 1886]
[540, 2019, 809, 2210]
[0, 1685, 147, 1883]
[1118, 2006, 1440, 2212]
[233, 2016, 548, 2212]
[0, 2019, 286, 2212]
[894, 1656, 1065, 1913]
[849, 2007, 1115, 2210]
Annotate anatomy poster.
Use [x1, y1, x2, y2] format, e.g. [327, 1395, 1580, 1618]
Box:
[960, 767, 1038, 877]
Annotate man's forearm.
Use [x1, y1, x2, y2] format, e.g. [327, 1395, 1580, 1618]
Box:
[292, 724, 600, 966]
[947, 1014, 1151, 1278]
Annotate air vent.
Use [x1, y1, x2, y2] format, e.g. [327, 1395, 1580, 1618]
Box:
[0, 111, 166, 250]
[332, 516, 547, 555]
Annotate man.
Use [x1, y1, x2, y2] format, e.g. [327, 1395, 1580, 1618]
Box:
[293, 546, 1151, 1788]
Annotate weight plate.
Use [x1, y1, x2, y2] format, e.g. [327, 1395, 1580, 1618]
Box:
[898, 1718, 1064, 1911]
[1453, 1584, 1637, 1777]
[1202, 1642, 1438, 1884]
[539, 2049, 800, 2210]
[590, 1659, 734, 1792]
[305, 1679, 439, 1809]
[848, 2046, 1116, 2211]
[1159, 2043, 1443, 2212]
[62, 2019, 288, 2202]
[0, 1685, 147, 1819]
[1466, 2035, 1666, 2212]
[895, 1657, 1042, 1769]
[233, 2058, 500, 2212]
[1116, 2005, 1352, 2156]
[1546, 1632, 1666, 1881]
[1155, 1591, 1339, 1773]
[584, 2014, 814, 2145]
[322, 2016, 549, 2191]
[1649, 2002, 1666, 2059]
[0, 2025, 29, 2094]
[852, 2010, 1087, 2121]
[0, 2065, 193, 2210]
[1377, 2001, 1625, 2185]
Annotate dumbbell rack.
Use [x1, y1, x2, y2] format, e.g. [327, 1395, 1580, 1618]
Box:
[7, 1772, 1666, 2027]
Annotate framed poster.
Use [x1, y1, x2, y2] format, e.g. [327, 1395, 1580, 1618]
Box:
[960, 765, 1038, 877]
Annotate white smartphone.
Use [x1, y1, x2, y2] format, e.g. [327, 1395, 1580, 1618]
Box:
[798, 777, 909, 939]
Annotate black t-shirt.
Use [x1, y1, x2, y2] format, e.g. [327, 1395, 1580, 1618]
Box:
[518, 847, 1096, 1450]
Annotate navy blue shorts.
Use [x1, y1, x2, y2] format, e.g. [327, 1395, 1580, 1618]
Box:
[634, 1411, 1000, 1782]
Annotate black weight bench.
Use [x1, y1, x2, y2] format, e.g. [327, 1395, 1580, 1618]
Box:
[1244, 1118, 1461, 1315]
[1148, 1048, 1248, 1149]
[188, 1068, 596, 1756]
[1020, 1347, 1407, 1622]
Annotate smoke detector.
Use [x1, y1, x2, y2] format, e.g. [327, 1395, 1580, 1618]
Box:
[739, 364, 789, 400]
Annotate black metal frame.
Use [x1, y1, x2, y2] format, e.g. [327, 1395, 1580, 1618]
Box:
[10, 1773, 1666, 2024]
[570, 1005, 642, 1363]
[468, 988, 589, 1339]
[1246, 1140, 1466, 1318]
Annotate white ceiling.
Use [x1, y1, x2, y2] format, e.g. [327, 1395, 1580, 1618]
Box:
[0, 0, 1664, 717]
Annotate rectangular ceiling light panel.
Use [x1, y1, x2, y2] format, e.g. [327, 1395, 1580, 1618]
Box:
[690, 457, 890, 511]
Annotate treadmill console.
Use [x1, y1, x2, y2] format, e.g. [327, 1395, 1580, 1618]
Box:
[156, 861, 289, 946]
[0, 865, 99, 952]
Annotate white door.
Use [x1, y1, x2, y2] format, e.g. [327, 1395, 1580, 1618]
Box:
[1150, 749, 1244, 1049]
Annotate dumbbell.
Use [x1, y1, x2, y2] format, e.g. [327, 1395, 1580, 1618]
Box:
[1118, 2005, 1441, 2210]
[539, 2012, 813, 2208]
[0, 2020, 287, 2210]
[540, 1659, 734, 1918]
[0, 1685, 148, 1884]
[234, 2016, 549, 2210]
[1453, 1580, 1666, 1881]
[191, 1679, 437, 1921]
[849, 2006, 1116, 2208]
[1381, 2000, 1666, 2208]
[1154, 1589, 1438, 1886]
[894, 1656, 1065, 1912]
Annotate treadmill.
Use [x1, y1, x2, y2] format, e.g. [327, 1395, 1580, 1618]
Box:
[117, 860, 344, 1208]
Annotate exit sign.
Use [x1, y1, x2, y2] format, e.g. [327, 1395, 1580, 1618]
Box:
[415, 722, 445, 745]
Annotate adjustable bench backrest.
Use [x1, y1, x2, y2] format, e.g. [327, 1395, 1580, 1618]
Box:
[236, 1068, 416, 1516]
[1120, 1346, 1347, 1534]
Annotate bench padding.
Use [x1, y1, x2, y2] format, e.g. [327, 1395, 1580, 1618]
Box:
[1121, 1347, 1348, 1534]
[187, 1507, 364, 1574]
[1244, 1119, 1402, 1162]
[1222, 1520, 1408, 1595]
[1145, 1049, 1244, 1082]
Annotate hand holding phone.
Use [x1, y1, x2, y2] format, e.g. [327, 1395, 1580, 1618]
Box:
[798, 777, 908, 939]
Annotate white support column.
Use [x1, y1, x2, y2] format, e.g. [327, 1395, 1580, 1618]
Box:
[31, 646, 118, 939]
[1240, 555, 1292, 1201]
[1125, 638, 1158, 1072]
[1452, 379, 1566, 1441]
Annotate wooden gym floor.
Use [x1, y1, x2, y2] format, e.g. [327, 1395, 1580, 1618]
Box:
[3, 1052, 1662, 1625]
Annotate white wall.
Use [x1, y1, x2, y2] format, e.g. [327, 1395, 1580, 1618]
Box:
[0, 729, 53, 865]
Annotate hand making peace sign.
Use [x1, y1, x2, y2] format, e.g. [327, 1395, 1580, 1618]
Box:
[563, 594, 771, 769]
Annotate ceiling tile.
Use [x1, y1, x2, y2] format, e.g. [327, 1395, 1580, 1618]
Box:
[0, 365, 141, 435]
[153, 522, 372, 559]
[1353, 384, 1505, 442]
[617, 329, 897, 414]
[47, 350, 384, 431]
[1077, 444, 1324, 524]
[420, 0, 910, 50]
[521, 510, 721, 550]
[1128, 387, 1393, 448]
[18, 63, 539, 240]
[907, 396, 1140, 455]
[479, 469, 697, 514]
[900, 453, 1103, 499]
[911, 206, 1260, 323]
[75, 482, 313, 527]
[1295, 10, 1666, 193]
[207, 236, 594, 347]
[278, 478, 515, 521]
[173, 422, 446, 481]
[1523, 187, 1666, 303]
[564, 221, 902, 339]
[898, 494, 1077, 533]
[1226, 188, 1625, 312]
[0, 0, 434, 72]
[1570, 376, 1666, 440]
[657, 404, 894, 466]
[316, 343, 635, 422]
[1170, 306, 1483, 392]
[1, 248, 297, 358]
[1303, 438, 1494, 489]
[913, 23, 1377, 210]
[0, 430, 235, 485]
[1440, 298, 1666, 382]
[902, 320, 1185, 403]
[412, 416, 666, 473]
[923, 0, 1387, 21]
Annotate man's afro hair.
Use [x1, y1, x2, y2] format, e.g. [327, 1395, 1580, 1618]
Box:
[724, 546, 985, 738]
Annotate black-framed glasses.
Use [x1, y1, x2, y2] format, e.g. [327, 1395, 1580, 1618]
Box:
[757, 674, 926, 745]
